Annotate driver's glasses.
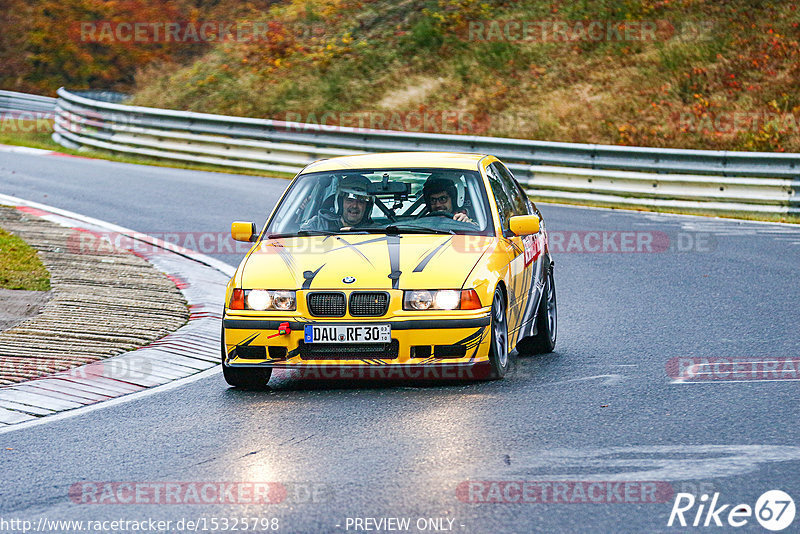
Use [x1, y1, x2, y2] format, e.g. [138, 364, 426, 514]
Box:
[429, 193, 450, 205]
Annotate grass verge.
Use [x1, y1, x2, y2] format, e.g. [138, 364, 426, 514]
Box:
[0, 226, 50, 291]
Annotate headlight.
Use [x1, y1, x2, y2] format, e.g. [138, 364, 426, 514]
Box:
[405, 290, 433, 310]
[403, 289, 482, 311]
[272, 291, 296, 311]
[230, 289, 296, 311]
[434, 290, 461, 310]
[246, 289, 272, 311]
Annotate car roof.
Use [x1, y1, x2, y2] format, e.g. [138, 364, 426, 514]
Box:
[301, 152, 490, 173]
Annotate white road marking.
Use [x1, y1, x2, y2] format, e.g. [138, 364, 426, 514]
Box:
[0, 144, 54, 155]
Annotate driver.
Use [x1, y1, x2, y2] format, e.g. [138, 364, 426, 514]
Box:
[422, 175, 473, 223]
[300, 174, 374, 232]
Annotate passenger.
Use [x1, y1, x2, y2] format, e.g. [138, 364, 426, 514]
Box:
[422, 175, 473, 223]
[301, 175, 374, 232]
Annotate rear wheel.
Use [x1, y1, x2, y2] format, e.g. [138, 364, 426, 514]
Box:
[486, 287, 510, 379]
[221, 324, 272, 389]
[518, 264, 557, 355]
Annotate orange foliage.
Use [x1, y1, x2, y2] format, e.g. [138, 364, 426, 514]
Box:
[0, 0, 279, 94]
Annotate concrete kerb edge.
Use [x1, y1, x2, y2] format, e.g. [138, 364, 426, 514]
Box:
[0, 193, 233, 434]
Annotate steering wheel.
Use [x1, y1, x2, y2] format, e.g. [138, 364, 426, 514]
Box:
[422, 210, 454, 219]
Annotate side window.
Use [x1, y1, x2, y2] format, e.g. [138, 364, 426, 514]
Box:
[495, 163, 528, 216]
[486, 164, 514, 236]
[517, 181, 535, 215]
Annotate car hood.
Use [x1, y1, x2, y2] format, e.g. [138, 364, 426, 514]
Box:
[239, 234, 495, 290]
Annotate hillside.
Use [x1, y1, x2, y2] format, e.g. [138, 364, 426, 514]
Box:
[0, 0, 279, 93]
[7, 0, 798, 152]
[128, 0, 800, 152]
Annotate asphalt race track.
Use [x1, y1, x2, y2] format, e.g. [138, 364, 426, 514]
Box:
[1, 151, 799, 533]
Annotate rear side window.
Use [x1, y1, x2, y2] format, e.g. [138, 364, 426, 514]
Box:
[486, 164, 514, 236]
[494, 163, 529, 216]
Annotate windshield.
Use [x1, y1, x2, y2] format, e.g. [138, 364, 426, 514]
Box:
[264, 168, 494, 237]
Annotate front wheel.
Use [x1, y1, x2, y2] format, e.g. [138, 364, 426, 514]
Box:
[486, 287, 510, 379]
[222, 363, 272, 389]
[221, 325, 272, 389]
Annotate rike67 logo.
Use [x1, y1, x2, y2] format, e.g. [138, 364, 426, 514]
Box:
[668, 490, 795, 531]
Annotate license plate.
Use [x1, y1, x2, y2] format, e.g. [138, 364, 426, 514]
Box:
[304, 324, 391, 344]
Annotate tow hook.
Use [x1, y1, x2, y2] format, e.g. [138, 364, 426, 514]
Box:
[266, 322, 291, 339]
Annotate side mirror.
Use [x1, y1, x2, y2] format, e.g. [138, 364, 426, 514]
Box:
[231, 221, 258, 242]
[508, 215, 540, 236]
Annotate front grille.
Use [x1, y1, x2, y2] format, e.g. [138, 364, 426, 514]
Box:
[434, 345, 467, 358]
[411, 346, 431, 359]
[233, 346, 266, 359]
[299, 340, 399, 360]
[307, 292, 346, 317]
[349, 292, 390, 317]
[268, 346, 287, 360]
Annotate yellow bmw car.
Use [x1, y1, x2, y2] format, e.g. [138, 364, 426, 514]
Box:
[222, 152, 556, 387]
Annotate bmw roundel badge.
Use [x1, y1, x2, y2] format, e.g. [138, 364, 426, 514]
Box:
[343, 276, 356, 284]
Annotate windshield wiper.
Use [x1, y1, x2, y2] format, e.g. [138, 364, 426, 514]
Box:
[335, 228, 372, 234]
[338, 227, 387, 234]
[384, 225, 455, 235]
[270, 227, 456, 237]
[266, 230, 337, 238]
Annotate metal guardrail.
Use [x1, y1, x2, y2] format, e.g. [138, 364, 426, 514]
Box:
[71, 90, 129, 104]
[50, 87, 799, 216]
[0, 90, 56, 117]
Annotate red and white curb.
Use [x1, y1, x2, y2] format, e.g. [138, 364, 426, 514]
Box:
[0, 193, 235, 433]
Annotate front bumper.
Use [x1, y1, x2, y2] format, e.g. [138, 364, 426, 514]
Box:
[222, 313, 492, 369]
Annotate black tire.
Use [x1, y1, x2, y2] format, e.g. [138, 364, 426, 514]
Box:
[486, 287, 510, 380]
[518, 263, 557, 354]
[221, 324, 272, 389]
